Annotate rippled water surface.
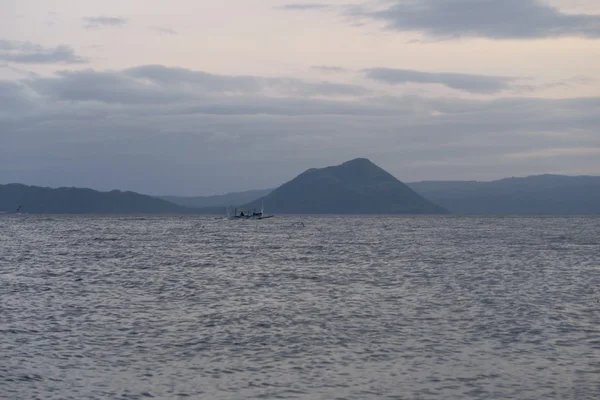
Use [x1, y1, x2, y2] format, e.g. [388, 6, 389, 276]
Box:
[1, 215, 599, 399]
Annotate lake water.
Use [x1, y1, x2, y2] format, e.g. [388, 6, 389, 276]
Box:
[1, 215, 599, 399]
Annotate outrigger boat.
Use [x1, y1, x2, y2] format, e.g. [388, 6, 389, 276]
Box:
[225, 202, 274, 220]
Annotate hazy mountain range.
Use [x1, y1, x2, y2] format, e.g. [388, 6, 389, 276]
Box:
[407, 175, 600, 215]
[163, 172, 600, 216]
[159, 189, 272, 209]
[2, 159, 599, 215]
[0, 183, 195, 214]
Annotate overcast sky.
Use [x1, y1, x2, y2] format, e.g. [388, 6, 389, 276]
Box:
[1, 0, 599, 195]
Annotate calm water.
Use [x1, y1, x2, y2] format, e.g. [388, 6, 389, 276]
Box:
[1, 215, 599, 399]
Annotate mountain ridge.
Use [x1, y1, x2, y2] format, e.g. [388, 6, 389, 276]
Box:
[406, 174, 600, 215]
[3, 170, 600, 215]
[242, 158, 449, 214]
[0, 183, 202, 214]
[159, 188, 273, 208]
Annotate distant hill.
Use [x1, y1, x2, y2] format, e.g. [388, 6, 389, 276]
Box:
[0, 183, 203, 214]
[6, 172, 598, 215]
[242, 158, 449, 214]
[159, 188, 273, 208]
[407, 174, 600, 215]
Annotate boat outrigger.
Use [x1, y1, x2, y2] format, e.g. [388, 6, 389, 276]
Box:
[226, 202, 274, 220]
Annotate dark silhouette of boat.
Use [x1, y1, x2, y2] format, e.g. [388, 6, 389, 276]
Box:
[225, 202, 273, 220]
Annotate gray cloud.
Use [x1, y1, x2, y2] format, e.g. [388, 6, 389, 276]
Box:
[1, 64, 598, 194]
[123, 65, 262, 94]
[124, 65, 370, 98]
[277, 3, 331, 11]
[30, 69, 195, 105]
[0, 63, 39, 78]
[150, 27, 177, 35]
[512, 75, 596, 93]
[83, 17, 128, 29]
[311, 65, 349, 73]
[363, 67, 517, 94]
[0, 39, 86, 64]
[24, 66, 372, 112]
[352, 0, 600, 39]
[0, 81, 35, 113]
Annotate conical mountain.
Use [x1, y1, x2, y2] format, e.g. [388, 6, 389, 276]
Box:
[243, 158, 449, 214]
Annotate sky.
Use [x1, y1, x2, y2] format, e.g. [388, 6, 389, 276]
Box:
[1, 0, 599, 196]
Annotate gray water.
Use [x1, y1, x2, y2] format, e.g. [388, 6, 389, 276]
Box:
[1, 215, 599, 399]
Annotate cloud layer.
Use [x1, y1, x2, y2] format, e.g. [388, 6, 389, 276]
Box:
[0, 40, 86, 64]
[29, 65, 371, 105]
[277, 4, 331, 11]
[150, 27, 177, 35]
[83, 17, 128, 29]
[363, 68, 516, 94]
[311, 65, 348, 73]
[349, 0, 600, 39]
[1, 64, 598, 194]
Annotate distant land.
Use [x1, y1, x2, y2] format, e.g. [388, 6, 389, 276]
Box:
[406, 175, 600, 215]
[2, 164, 600, 215]
[165, 172, 600, 216]
[160, 189, 273, 209]
[0, 159, 447, 215]
[0, 183, 220, 214]
[242, 158, 449, 214]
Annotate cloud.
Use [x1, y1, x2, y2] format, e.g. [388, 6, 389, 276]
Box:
[0, 81, 35, 113]
[311, 65, 349, 73]
[0, 63, 39, 78]
[150, 27, 177, 35]
[30, 69, 195, 105]
[0, 39, 86, 64]
[1, 64, 598, 194]
[83, 17, 128, 29]
[24, 66, 372, 114]
[508, 147, 600, 160]
[123, 65, 370, 98]
[512, 75, 596, 93]
[351, 0, 600, 39]
[363, 67, 517, 94]
[276, 3, 331, 11]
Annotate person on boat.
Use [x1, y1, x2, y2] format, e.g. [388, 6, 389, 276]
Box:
[240, 211, 244, 217]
